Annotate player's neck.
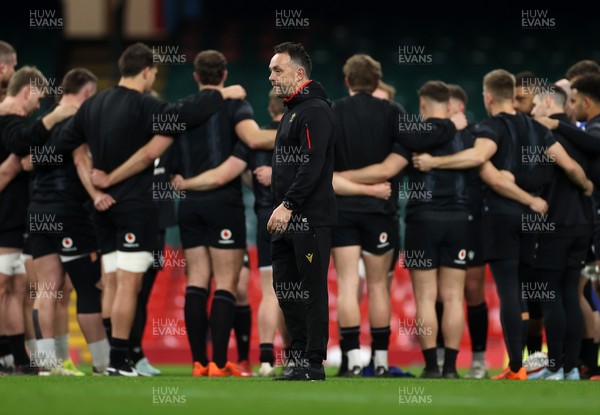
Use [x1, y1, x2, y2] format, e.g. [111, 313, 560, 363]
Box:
[118, 78, 146, 93]
[199, 84, 223, 91]
[489, 102, 515, 116]
[587, 109, 600, 122]
[0, 96, 26, 116]
[59, 94, 81, 109]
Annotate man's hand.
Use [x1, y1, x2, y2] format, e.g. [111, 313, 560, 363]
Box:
[450, 112, 467, 131]
[94, 192, 116, 211]
[50, 104, 78, 123]
[267, 203, 292, 234]
[412, 153, 436, 172]
[534, 116, 559, 131]
[90, 169, 110, 189]
[171, 174, 187, 191]
[529, 196, 548, 215]
[254, 166, 272, 187]
[221, 85, 247, 100]
[367, 182, 392, 200]
[21, 155, 34, 172]
[584, 179, 594, 197]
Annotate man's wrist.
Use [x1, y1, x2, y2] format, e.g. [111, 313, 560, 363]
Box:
[282, 199, 296, 211]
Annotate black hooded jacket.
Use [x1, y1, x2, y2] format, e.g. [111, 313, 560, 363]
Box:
[271, 80, 336, 226]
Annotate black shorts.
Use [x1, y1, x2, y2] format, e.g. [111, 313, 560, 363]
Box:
[467, 214, 485, 267]
[93, 205, 158, 253]
[179, 200, 246, 250]
[256, 207, 273, 268]
[404, 216, 469, 270]
[332, 211, 396, 255]
[29, 211, 98, 259]
[482, 214, 521, 261]
[0, 227, 25, 249]
[533, 234, 591, 271]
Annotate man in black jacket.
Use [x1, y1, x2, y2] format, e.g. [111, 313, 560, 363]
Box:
[267, 42, 336, 381]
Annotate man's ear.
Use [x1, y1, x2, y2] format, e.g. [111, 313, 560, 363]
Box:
[222, 69, 228, 84]
[193, 71, 200, 84]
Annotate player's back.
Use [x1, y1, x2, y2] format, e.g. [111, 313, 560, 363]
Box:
[173, 98, 254, 204]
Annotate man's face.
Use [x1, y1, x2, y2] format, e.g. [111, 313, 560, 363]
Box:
[269, 53, 299, 98]
[144, 66, 158, 92]
[530, 94, 546, 118]
[0, 53, 17, 83]
[570, 89, 588, 122]
[514, 85, 534, 115]
[448, 97, 464, 116]
[24, 86, 44, 115]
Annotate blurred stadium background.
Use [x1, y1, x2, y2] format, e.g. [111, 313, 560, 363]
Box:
[2, 1, 599, 369]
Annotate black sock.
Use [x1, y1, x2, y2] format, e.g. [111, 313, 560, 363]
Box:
[521, 319, 529, 354]
[259, 343, 274, 365]
[583, 339, 600, 370]
[0, 335, 11, 356]
[184, 286, 209, 366]
[422, 347, 438, 371]
[435, 301, 444, 348]
[109, 337, 129, 368]
[102, 318, 112, 340]
[7, 334, 29, 366]
[339, 326, 360, 353]
[129, 346, 144, 364]
[527, 335, 543, 355]
[467, 302, 488, 352]
[443, 348, 459, 373]
[371, 326, 391, 352]
[209, 290, 236, 368]
[233, 305, 251, 362]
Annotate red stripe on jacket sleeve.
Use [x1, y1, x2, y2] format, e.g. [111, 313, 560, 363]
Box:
[305, 124, 312, 149]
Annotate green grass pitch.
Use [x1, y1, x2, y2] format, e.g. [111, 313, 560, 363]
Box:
[1, 365, 598, 415]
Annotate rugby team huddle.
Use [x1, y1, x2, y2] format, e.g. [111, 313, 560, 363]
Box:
[0, 38, 599, 381]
